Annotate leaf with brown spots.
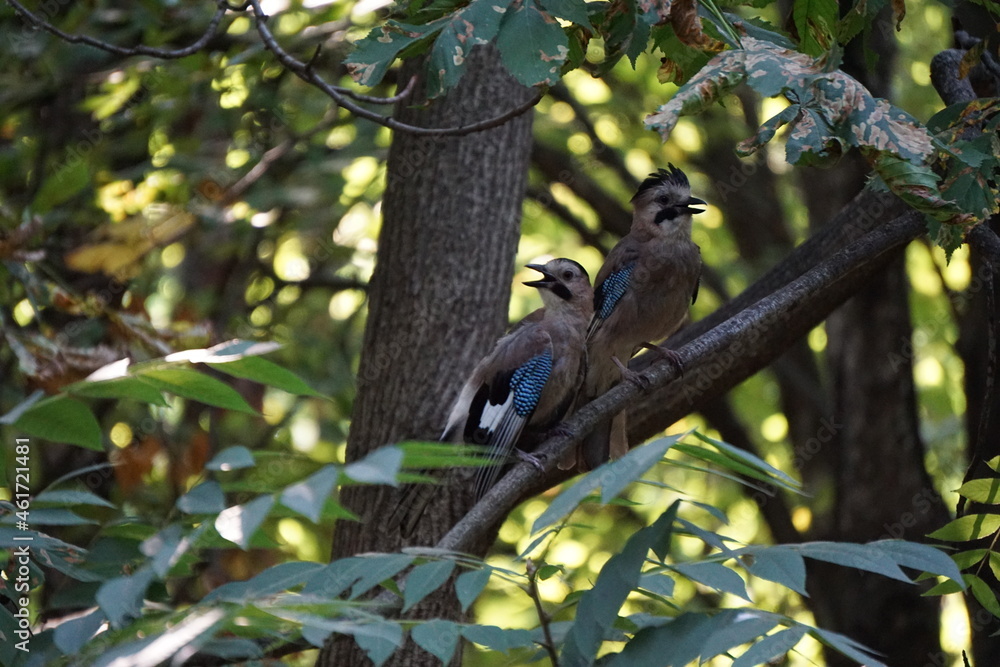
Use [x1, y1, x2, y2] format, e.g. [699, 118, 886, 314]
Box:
[670, 0, 723, 49]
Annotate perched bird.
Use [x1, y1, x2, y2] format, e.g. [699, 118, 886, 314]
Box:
[576, 165, 705, 471]
[391, 258, 593, 536]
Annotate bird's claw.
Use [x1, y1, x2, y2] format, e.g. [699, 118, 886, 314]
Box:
[639, 342, 684, 378]
[613, 355, 653, 392]
[514, 449, 546, 471]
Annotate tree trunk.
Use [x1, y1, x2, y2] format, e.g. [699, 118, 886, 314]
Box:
[816, 251, 950, 665]
[958, 219, 1000, 666]
[316, 45, 535, 666]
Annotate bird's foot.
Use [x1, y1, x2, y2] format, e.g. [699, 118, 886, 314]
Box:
[514, 449, 546, 471]
[639, 342, 684, 378]
[613, 355, 652, 392]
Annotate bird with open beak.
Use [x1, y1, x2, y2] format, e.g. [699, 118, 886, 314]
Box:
[391, 258, 593, 536]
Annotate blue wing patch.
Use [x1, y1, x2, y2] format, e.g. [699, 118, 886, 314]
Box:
[595, 262, 634, 321]
[510, 350, 553, 417]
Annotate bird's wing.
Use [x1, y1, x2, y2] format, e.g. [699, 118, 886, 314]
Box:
[588, 258, 636, 342]
[691, 247, 702, 304]
[466, 329, 554, 500]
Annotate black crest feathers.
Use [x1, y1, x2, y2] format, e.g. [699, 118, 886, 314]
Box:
[632, 164, 689, 202]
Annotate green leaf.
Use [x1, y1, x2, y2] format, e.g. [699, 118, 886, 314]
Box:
[607, 613, 713, 666]
[648, 35, 935, 171]
[93, 609, 225, 667]
[793, 541, 909, 582]
[737, 545, 807, 596]
[344, 446, 404, 485]
[957, 478, 1000, 504]
[461, 624, 536, 652]
[538, 0, 591, 26]
[792, 0, 837, 56]
[297, 554, 415, 599]
[353, 620, 405, 666]
[562, 503, 678, 664]
[141, 523, 189, 577]
[403, 560, 456, 612]
[923, 578, 965, 596]
[986, 551, 1000, 583]
[928, 514, 1000, 542]
[673, 561, 751, 601]
[869, 153, 972, 227]
[692, 432, 802, 491]
[731, 626, 806, 667]
[951, 549, 989, 570]
[638, 572, 675, 598]
[139, 368, 256, 414]
[209, 356, 323, 397]
[496, 0, 568, 87]
[411, 619, 460, 662]
[968, 574, 1000, 617]
[987, 456, 1000, 473]
[425, 0, 513, 96]
[345, 20, 445, 87]
[32, 158, 90, 213]
[204, 561, 325, 602]
[53, 608, 105, 654]
[700, 611, 779, 662]
[397, 441, 494, 468]
[595, 0, 648, 72]
[456, 568, 492, 612]
[810, 627, 887, 667]
[6, 507, 97, 526]
[177, 481, 226, 514]
[33, 489, 116, 509]
[13, 395, 103, 450]
[65, 376, 168, 405]
[867, 540, 964, 586]
[167, 339, 282, 363]
[241, 561, 325, 597]
[207, 445, 255, 471]
[215, 495, 275, 549]
[280, 465, 339, 523]
[95, 568, 155, 626]
[532, 434, 681, 532]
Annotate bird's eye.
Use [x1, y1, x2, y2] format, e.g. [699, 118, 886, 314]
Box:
[562, 270, 574, 280]
[657, 194, 671, 205]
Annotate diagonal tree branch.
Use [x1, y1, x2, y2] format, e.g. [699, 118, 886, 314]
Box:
[438, 207, 925, 554]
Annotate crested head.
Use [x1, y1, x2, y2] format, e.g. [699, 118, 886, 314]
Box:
[632, 164, 690, 202]
[630, 164, 705, 234]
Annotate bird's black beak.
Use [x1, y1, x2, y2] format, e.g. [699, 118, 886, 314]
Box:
[683, 197, 707, 215]
[523, 264, 555, 289]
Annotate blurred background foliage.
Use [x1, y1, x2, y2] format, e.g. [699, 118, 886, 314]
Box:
[0, 0, 988, 664]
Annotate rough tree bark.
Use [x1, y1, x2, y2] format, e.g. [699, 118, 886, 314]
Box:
[316, 45, 535, 666]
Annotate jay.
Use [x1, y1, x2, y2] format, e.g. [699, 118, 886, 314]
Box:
[393, 257, 593, 536]
[576, 165, 705, 471]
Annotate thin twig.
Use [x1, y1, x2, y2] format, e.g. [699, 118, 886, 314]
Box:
[247, 0, 543, 137]
[527, 186, 610, 255]
[549, 83, 640, 191]
[526, 559, 560, 667]
[8, 0, 539, 134]
[6, 0, 228, 58]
